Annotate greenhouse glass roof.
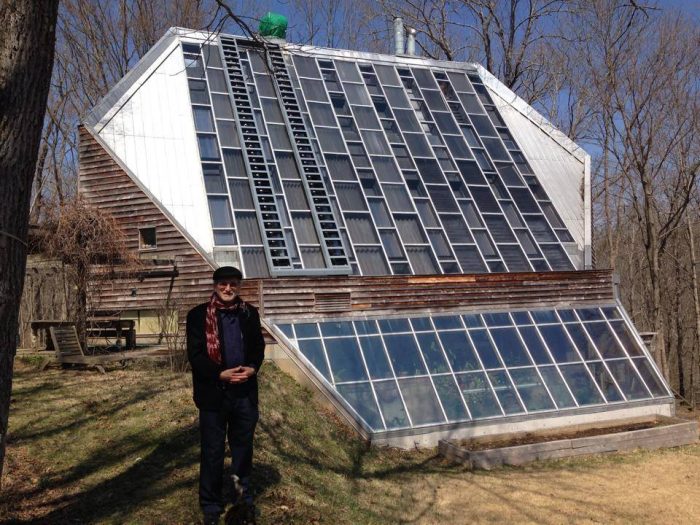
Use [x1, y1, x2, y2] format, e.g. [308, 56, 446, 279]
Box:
[273, 305, 670, 434]
[181, 36, 578, 278]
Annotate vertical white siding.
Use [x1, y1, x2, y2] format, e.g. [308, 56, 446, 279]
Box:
[97, 42, 214, 254]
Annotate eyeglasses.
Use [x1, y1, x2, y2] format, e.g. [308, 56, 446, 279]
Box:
[216, 281, 241, 289]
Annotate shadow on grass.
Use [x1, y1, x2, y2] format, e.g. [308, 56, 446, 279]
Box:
[6, 422, 281, 525]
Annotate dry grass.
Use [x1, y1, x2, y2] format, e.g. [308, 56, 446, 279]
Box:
[2, 360, 699, 524]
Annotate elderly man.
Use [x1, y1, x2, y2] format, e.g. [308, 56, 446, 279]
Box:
[186, 266, 265, 525]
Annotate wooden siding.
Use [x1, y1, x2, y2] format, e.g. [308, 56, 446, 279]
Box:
[252, 270, 616, 321]
[79, 126, 217, 320]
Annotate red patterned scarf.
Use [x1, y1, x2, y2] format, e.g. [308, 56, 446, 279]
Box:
[205, 292, 246, 365]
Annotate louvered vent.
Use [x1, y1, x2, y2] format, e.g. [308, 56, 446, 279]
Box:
[314, 292, 352, 313]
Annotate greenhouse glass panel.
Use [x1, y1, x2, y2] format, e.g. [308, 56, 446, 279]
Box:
[273, 304, 668, 433]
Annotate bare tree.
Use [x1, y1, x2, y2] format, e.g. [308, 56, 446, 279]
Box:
[0, 0, 59, 485]
[40, 198, 141, 350]
[374, 0, 570, 102]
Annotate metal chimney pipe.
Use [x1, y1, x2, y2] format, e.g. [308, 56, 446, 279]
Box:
[393, 17, 405, 55]
[406, 27, 417, 55]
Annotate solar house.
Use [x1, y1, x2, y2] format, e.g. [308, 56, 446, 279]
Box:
[79, 27, 673, 447]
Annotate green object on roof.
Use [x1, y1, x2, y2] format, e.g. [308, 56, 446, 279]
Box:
[259, 12, 288, 39]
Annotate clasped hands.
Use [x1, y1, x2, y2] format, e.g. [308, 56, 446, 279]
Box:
[219, 366, 256, 384]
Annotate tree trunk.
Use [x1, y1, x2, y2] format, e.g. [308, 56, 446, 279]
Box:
[688, 216, 700, 406]
[0, 0, 59, 486]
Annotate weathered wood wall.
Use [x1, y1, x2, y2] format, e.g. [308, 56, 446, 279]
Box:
[17, 256, 70, 348]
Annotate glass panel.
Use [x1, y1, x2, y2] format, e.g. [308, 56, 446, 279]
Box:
[406, 246, 440, 274]
[583, 322, 626, 358]
[410, 317, 432, 332]
[359, 336, 393, 380]
[355, 246, 390, 275]
[354, 106, 381, 129]
[399, 377, 446, 425]
[374, 380, 409, 429]
[456, 372, 502, 418]
[336, 60, 361, 82]
[203, 164, 226, 193]
[383, 333, 427, 376]
[509, 368, 555, 411]
[198, 135, 220, 161]
[454, 246, 488, 273]
[336, 183, 368, 211]
[189, 79, 208, 104]
[336, 383, 383, 430]
[294, 55, 321, 78]
[607, 360, 650, 400]
[383, 185, 413, 212]
[428, 230, 452, 257]
[379, 230, 403, 258]
[211, 94, 234, 119]
[375, 64, 401, 86]
[308, 102, 336, 126]
[439, 331, 481, 372]
[488, 370, 525, 414]
[489, 327, 532, 366]
[394, 109, 421, 132]
[415, 332, 450, 373]
[469, 329, 502, 369]
[291, 212, 319, 244]
[325, 337, 367, 382]
[344, 83, 371, 105]
[378, 318, 411, 333]
[517, 326, 551, 364]
[539, 325, 580, 363]
[394, 214, 427, 244]
[298, 339, 331, 381]
[632, 357, 668, 397]
[538, 366, 577, 408]
[432, 315, 461, 330]
[317, 127, 346, 153]
[608, 321, 644, 357]
[587, 362, 624, 402]
[236, 211, 262, 244]
[223, 148, 245, 177]
[193, 106, 215, 132]
[433, 375, 469, 421]
[319, 321, 354, 337]
[559, 363, 604, 405]
[565, 323, 598, 360]
[354, 319, 378, 335]
[208, 196, 233, 228]
[482, 313, 511, 326]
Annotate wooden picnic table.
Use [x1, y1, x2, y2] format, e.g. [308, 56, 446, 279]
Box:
[86, 317, 136, 349]
[30, 318, 136, 351]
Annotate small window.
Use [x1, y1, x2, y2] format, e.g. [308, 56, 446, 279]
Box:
[139, 227, 157, 250]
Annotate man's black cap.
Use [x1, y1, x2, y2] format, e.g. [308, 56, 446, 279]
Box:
[213, 266, 243, 282]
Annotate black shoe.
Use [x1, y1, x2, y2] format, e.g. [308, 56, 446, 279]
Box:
[203, 513, 220, 525]
[224, 502, 256, 525]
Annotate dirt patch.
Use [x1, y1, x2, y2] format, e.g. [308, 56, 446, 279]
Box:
[459, 420, 668, 451]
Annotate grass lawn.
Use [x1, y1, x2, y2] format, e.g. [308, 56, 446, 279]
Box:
[2, 359, 699, 524]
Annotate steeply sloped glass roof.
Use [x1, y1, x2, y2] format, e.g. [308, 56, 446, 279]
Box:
[273, 305, 670, 433]
[182, 37, 579, 278]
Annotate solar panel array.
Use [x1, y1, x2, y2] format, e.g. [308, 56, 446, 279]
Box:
[183, 37, 578, 278]
[275, 306, 669, 432]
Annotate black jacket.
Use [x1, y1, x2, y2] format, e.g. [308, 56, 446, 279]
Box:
[186, 301, 265, 410]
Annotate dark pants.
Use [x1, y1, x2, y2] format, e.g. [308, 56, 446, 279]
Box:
[199, 393, 259, 516]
